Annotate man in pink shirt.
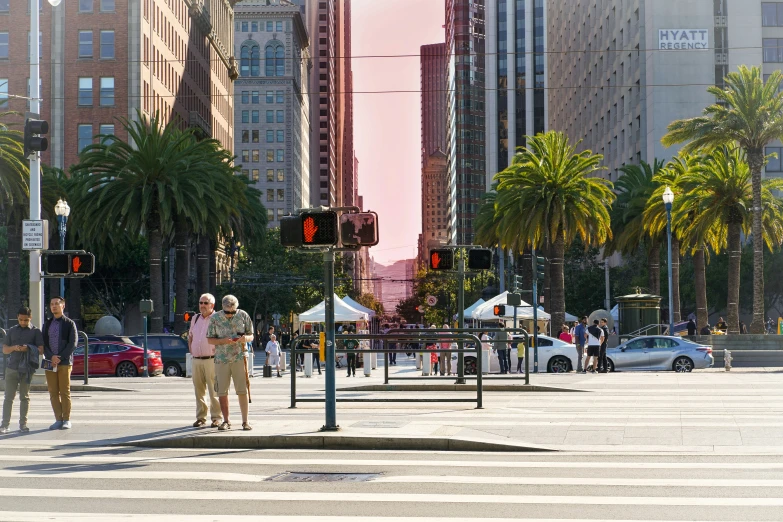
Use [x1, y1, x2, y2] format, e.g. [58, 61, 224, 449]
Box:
[188, 293, 221, 428]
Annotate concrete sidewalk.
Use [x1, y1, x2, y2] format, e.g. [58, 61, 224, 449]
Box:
[1, 356, 782, 454]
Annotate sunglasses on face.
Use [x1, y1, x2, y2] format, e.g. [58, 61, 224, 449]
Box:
[199, 301, 211, 305]
[223, 310, 236, 315]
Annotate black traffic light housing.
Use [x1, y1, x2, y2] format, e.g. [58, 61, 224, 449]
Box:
[534, 255, 546, 280]
[45, 253, 71, 276]
[493, 304, 507, 316]
[43, 252, 95, 277]
[301, 211, 338, 246]
[429, 249, 454, 270]
[340, 212, 379, 247]
[280, 215, 303, 247]
[183, 311, 196, 323]
[24, 116, 49, 158]
[467, 248, 492, 270]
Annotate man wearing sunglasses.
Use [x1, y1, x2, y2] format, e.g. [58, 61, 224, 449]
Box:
[187, 293, 221, 428]
[207, 295, 254, 431]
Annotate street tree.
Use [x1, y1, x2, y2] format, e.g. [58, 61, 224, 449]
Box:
[662, 66, 783, 333]
[492, 131, 614, 331]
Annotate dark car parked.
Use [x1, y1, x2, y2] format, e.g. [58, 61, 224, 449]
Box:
[129, 334, 189, 377]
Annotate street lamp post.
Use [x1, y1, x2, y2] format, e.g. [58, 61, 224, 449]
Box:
[28, 0, 63, 329]
[54, 198, 70, 298]
[228, 238, 241, 287]
[662, 186, 675, 336]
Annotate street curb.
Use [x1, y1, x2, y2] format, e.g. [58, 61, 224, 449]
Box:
[120, 434, 556, 452]
[0, 383, 136, 393]
[338, 384, 584, 393]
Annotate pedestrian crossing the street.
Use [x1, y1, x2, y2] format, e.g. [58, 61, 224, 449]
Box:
[0, 445, 780, 521]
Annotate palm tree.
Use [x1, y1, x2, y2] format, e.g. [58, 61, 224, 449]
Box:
[606, 160, 664, 296]
[0, 111, 28, 323]
[493, 131, 615, 330]
[662, 65, 783, 333]
[71, 111, 233, 333]
[676, 147, 783, 333]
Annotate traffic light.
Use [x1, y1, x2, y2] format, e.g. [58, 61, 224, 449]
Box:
[183, 311, 196, 323]
[467, 248, 492, 270]
[340, 212, 379, 247]
[534, 255, 546, 280]
[301, 211, 338, 246]
[429, 249, 453, 270]
[45, 253, 70, 276]
[280, 215, 303, 247]
[70, 253, 94, 275]
[493, 305, 507, 316]
[24, 117, 49, 158]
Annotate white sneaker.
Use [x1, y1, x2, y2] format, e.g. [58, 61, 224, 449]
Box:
[61, 421, 72, 429]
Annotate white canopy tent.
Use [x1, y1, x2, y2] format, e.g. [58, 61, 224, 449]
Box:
[342, 296, 376, 317]
[565, 311, 578, 322]
[472, 291, 551, 321]
[298, 294, 369, 323]
[463, 298, 485, 318]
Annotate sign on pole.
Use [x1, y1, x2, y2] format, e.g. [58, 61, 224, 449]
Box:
[417, 305, 426, 313]
[22, 220, 48, 250]
[426, 295, 437, 306]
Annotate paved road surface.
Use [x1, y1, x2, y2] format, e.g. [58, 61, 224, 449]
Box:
[0, 444, 781, 520]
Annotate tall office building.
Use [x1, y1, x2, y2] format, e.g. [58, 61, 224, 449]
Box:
[548, 0, 783, 179]
[0, 0, 237, 170]
[233, 0, 311, 227]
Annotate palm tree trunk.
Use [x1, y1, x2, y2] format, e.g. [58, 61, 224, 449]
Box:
[6, 222, 21, 326]
[747, 148, 765, 333]
[174, 220, 190, 334]
[648, 241, 661, 296]
[550, 233, 566, 333]
[148, 224, 164, 333]
[693, 248, 708, 331]
[544, 241, 552, 312]
[671, 236, 681, 323]
[726, 221, 742, 335]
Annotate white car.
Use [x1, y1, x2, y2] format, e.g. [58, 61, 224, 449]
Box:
[463, 334, 579, 374]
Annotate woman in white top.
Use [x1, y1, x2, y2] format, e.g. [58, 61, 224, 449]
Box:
[441, 324, 452, 375]
[265, 334, 282, 377]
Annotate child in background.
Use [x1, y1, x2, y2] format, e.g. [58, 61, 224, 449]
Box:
[431, 351, 439, 375]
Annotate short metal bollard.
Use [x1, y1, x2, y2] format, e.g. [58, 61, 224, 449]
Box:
[363, 354, 372, 377]
[186, 353, 193, 378]
[304, 352, 313, 377]
[724, 349, 732, 371]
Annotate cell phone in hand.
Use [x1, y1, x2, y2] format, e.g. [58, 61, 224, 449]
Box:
[41, 359, 56, 371]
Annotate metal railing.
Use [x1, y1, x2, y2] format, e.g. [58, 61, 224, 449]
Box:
[290, 333, 484, 409]
[79, 331, 90, 385]
[0, 328, 5, 379]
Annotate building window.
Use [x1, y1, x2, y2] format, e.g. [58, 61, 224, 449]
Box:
[241, 21, 248, 32]
[277, 149, 284, 162]
[266, 91, 274, 103]
[266, 110, 274, 123]
[266, 21, 273, 32]
[251, 169, 259, 182]
[251, 91, 259, 103]
[251, 110, 259, 123]
[98, 124, 114, 144]
[250, 45, 260, 76]
[763, 3, 783, 26]
[241, 110, 249, 123]
[77, 124, 92, 153]
[767, 147, 783, 171]
[0, 0, 8, 13]
[252, 130, 259, 143]
[99, 77, 114, 106]
[241, 91, 249, 104]
[764, 39, 783, 62]
[100, 0, 115, 12]
[276, 209, 285, 220]
[267, 208, 274, 221]
[267, 189, 274, 202]
[276, 110, 284, 123]
[79, 31, 93, 58]
[267, 169, 275, 182]
[266, 44, 285, 76]
[252, 150, 260, 162]
[0, 33, 7, 60]
[276, 21, 283, 32]
[241, 168, 249, 177]
[241, 130, 249, 143]
[277, 189, 284, 201]
[251, 21, 258, 32]
[266, 130, 274, 143]
[276, 130, 284, 142]
[100, 31, 114, 59]
[78, 77, 92, 105]
[266, 150, 274, 162]
[0, 79, 7, 109]
[79, 0, 93, 13]
[276, 91, 284, 103]
[277, 169, 285, 182]
[242, 150, 249, 162]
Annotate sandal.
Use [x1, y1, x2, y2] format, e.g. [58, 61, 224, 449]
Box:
[218, 421, 231, 431]
[242, 422, 252, 431]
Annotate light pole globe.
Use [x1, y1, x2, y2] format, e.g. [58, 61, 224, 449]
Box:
[48, 0, 63, 6]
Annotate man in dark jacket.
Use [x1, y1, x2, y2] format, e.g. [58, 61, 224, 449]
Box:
[42, 296, 78, 430]
[598, 318, 610, 373]
[687, 318, 697, 336]
[1, 307, 44, 434]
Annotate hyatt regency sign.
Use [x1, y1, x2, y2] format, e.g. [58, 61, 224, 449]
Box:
[659, 29, 709, 50]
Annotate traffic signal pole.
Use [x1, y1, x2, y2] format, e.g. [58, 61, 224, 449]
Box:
[322, 249, 338, 431]
[456, 254, 465, 384]
[29, 0, 43, 329]
[532, 247, 539, 373]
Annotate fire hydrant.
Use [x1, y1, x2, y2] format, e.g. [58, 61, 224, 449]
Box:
[724, 349, 732, 371]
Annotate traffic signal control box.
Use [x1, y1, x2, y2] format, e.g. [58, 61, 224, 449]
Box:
[467, 248, 492, 270]
[429, 249, 454, 270]
[24, 116, 49, 158]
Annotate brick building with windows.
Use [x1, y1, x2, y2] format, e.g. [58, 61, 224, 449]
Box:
[233, 0, 311, 227]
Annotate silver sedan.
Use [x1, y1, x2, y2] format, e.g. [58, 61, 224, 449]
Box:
[606, 336, 714, 372]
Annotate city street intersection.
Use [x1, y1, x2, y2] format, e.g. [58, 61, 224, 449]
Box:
[0, 358, 781, 520]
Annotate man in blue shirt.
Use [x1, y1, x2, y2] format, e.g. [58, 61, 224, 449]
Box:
[573, 316, 588, 372]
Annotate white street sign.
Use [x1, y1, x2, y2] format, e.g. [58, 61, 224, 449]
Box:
[426, 295, 437, 306]
[22, 220, 48, 250]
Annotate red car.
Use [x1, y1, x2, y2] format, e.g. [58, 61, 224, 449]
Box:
[73, 340, 163, 377]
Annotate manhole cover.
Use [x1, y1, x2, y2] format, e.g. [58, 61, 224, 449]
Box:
[266, 472, 381, 483]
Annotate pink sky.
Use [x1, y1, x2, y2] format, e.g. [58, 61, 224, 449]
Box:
[352, 0, 445, 266]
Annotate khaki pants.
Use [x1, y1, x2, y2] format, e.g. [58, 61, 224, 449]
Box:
[192, 357, 221, 422]
[45, 364, 72, 421]
[216, 360, 248, 397]
[2, 368, 31, 428]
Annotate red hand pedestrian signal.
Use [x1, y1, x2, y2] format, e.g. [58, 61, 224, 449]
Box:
[72, 256, 82, 273]
[429, 249, 453, 270]
[303, 216, 319, 243]
[431, 253, 441, 268]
